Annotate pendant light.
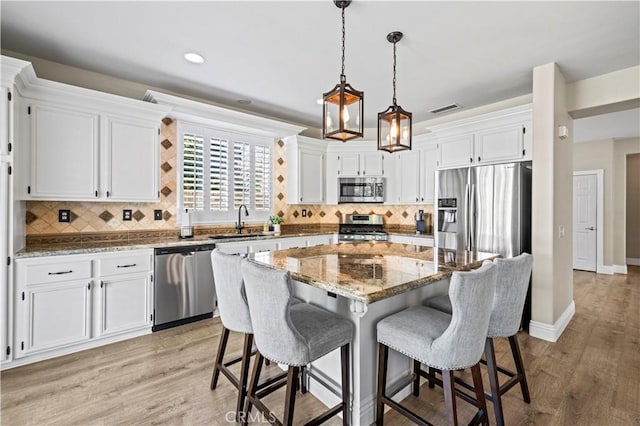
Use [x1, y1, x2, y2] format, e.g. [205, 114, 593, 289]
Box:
[378, 31, 412, 153]
[322, 0, 364, 142]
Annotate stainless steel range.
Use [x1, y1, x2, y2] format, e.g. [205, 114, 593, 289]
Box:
[338, 214, 389, 242]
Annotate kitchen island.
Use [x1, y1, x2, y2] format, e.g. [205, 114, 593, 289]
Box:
[249, 242, 497, 425]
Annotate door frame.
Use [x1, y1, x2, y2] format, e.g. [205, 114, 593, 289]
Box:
[573, 170, 605, 273]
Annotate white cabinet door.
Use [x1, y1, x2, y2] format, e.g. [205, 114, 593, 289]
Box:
[388, 234, 434, 247]
[29, 103, 99, 199]
[475, 124, 524, 165]
[17, 280, 92, 356]
[306, 234, 335, 247]
[339, 153, 360, 176]
[420, 144, 438, 204]
[361, 152, 384, 176]
[105, 118, 159, 201]
[248, 240, 279, 253]
[216, 241, 250, 255]
[98, 274, 151, 336]
[437, 133, 474, 169]
[396, 150, 420, 204]
[277, 237, 306, 250]
[325, 152, 340, 204]
[1, 87, 9, 158]
[0, 162, 8, 362]
[299, 150, 324, 204]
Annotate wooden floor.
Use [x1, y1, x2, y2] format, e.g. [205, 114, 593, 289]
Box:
[2, 267, 639, 425]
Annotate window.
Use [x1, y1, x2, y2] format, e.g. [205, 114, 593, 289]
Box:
[179, 122, 274, 224]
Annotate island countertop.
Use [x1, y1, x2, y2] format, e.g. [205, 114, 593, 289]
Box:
[248, 242, 498, 304]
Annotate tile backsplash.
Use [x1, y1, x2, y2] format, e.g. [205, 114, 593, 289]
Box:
[25, 120, 432, 236]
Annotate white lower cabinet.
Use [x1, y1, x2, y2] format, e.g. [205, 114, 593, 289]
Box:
[388, 234, 434, 247]
[98, 274, 152, 337]
[217, 234, 336, 256]
[13, 250, 153, 365]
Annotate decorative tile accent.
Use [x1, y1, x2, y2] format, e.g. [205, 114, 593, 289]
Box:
[25, 211, 38, 225]
[161, 117, 173, 126]
[352, 210, 359, 215]
[277, 192, 284, 201]
[161, 186, 172, 197]
[277, 157, 284, 165]
[68, 211, 78, 223]
[319, 211, 326, 218]
[307, 211, 313, 218]
[163, 211, 172, 221]
[133, 210, 145, 222]
[277, 140, 285, 148]
[99, 210, 114, 222]
[369, 210, 375, 215]
[385, 210, 393, 218]
[293, 210, 299, 218]
[335, 210, 342, 218]
[161, 162, 173, 172]
[161, 139, 173, 150]
[277, 175, 284, 183]
[277, 211, 285, 217]
[402, 211, 409, 218]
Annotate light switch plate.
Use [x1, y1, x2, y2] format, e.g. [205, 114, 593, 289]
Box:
[154, 210, 163, 220]
[123, 209, 132, 221]
[302, 209, 307, 217]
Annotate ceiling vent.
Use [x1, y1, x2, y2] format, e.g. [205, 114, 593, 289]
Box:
[430, 103, 461, 114]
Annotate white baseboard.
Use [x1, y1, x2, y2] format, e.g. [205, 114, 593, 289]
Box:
[596, 264, 613, 275]
[529, 300, 575, 342]
[626, 258, 640, 266]
[613, 264, 628, 274]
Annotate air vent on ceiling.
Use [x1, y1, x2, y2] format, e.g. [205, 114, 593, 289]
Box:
[430, 103, 461, 114]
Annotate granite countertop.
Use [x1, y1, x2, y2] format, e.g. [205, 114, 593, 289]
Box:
[248, 242, 498, 304]
[15, 231, 334, 259]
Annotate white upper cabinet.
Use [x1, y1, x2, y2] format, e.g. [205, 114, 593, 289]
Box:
[12, 66, 169, 201]
[420, 143, 438, 204]
[1, 87, 10, 159]
[28, 102, 99, 199]
[285, 135, 326, 205]
[105, 117, 159, 201]
[335, 151, 385, 177]
[396, 150, 420, 204]
[437, 133, 474, 169]
[432, 105, 532, 170]
[325, 152, 340, 205]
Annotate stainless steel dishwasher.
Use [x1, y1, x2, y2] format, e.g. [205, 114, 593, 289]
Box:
[153, 243, 216, 331]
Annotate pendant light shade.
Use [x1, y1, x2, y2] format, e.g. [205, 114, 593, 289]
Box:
[378, 32, 412, 153]
[322, 0, 364, 142]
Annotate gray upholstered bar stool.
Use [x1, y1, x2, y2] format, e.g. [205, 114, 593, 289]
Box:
[210, 249, 287, 421]
[241, 259, 355, 426]
[376, 262, 497, 426]
[424, 253, 533, 426]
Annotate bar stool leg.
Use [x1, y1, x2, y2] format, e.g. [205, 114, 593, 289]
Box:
[509, 335, 531, 403]
[375, 343, 389, 426]
[442, 369, 458, 426]
[341, 344, 350, 426]
[412, 360, 421, 396]
[236, 333, 254, 422]
[485, 337, 504, 426]
[283, 366, 300, 426]
[242, 352, 264, 426]
[211, 327, 230, 390]
[428, 367, 436, 389]
[471, 363, 489, 426]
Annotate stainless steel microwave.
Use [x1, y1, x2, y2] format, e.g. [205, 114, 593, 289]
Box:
[338, 177, 385, 203]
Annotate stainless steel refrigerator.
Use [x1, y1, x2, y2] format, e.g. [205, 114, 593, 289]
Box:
[435, 162, 532, 258]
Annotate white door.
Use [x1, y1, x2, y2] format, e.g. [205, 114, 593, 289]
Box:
[0, 162, 8, 362]
[420, 144, 438, 204]
[573, 174, 597, 271]
[339, 153, 360, 176]
[361, 152, 384, 176]
[299, 150, 324, 204]
[396, 150, 420, 204]
[98, 275, 151, 336]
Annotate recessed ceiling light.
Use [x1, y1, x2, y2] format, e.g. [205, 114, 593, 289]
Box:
[184, 52, 205, 64]
[237, 99, 252, 106]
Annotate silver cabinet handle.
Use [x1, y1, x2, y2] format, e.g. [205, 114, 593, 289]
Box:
[585, 227, 595, 231]
[116, 264, 137, 268]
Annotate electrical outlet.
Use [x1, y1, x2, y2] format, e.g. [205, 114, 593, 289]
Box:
[58, 210, 70, 223]
[301, 209, 307, 217]
[419, 209, 424, 215]
[123, 209, 132, 221]
[154, 210, 163, 220]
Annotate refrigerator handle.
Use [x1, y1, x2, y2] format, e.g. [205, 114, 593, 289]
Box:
[464, 183, 470, 251]
[470, 183, 476, 251]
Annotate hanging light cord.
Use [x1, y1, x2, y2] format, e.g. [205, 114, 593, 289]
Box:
[392, 40, 397, 106]
[340, 4, 346, 83]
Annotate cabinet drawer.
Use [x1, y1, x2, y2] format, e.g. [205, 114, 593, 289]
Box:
[98, 253, 152, 276]
[23, 259, 92, 285]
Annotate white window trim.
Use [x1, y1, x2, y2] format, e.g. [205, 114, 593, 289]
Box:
[177, 120, 275, 225]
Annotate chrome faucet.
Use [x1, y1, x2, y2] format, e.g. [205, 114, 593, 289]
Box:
[236, 204, 249, 234]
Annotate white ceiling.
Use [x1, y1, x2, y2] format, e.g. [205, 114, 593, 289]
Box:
[1, 1, 639, 131]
